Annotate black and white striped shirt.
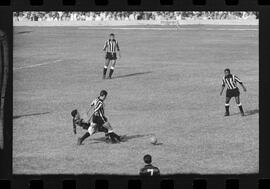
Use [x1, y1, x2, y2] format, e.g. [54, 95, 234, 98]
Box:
[90, 97, 106, 121]
[103, 39, 120, 53]
[222, 74, 243, 90]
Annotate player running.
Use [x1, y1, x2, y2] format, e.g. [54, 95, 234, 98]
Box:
[139, 154, 160, 176]
[102, 33, 121, 79]
[220, 68, 247, 116]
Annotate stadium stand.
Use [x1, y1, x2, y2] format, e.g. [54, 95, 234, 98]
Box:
[13, 11, 258, 22]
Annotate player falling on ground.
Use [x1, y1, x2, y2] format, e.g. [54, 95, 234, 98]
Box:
[102, 33, 121, 79]
[75, 90, 123, 145]
[220, 68, 247, 116]
[139, 154, 160, 176]
[71, 109, 110, 143]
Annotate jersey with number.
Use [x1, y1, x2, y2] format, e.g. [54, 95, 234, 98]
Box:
[139, 164, 160, 176]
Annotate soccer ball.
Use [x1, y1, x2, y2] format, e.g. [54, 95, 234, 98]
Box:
[150, 136, 157, 145]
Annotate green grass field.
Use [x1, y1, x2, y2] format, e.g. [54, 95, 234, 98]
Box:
[13, 25, 258, 175]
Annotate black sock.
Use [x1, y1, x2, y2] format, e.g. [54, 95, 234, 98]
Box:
[103, 67, 107, 76]
[105, 133, 110, 139]
[109, 69, 114, 78]
[225, 105, 229, 113]
[111, 132, 121, 141]
[239, 105, 244, 113]
[81, 132, 90, 142]
[108, 133, 117, 142]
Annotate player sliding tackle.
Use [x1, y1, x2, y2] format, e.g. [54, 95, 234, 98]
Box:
[71, 90, 123, 145]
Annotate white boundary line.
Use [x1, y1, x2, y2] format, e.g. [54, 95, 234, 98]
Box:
[14, 59, 63, 70]
[78, 27, 258, 31]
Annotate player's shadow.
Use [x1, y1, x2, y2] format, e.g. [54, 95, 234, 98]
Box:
[91, 133, 154, 143]
[113, 71, 152, 79]
[152, 142, 163, 146]
[13, 112, 50, 119]
[230, 108, 259, 117]
[245, 109, 259, 116]
[16, 31, 33, 35]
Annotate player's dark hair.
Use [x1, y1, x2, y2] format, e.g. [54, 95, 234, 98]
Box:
[110, 33, 115, 36]
[71, 109, 77, 117]
[224, 68, 230, 73]
[100, 90, 108, 97]
[143, 154, 152, 164]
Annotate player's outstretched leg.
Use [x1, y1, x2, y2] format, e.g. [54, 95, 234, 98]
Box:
[77, 132, 90, 145]
[77, 124, 97, 145]
[235, 96, 244, 116]
[109, 131, 122, 142]
[224, 97, 231, 116]
[102, 122, 122, 143]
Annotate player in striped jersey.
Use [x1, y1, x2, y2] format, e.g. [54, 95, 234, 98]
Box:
[220, 68, 247, 116]
[102, 33, 121, 79]
[71, 109, 109, 141]
[77, 90, 123, 145]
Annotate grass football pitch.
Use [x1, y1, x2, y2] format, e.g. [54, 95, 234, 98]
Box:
[13, 25, 258, 175]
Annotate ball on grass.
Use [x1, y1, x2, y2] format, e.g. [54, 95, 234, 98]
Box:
[150, 136, 158, 145]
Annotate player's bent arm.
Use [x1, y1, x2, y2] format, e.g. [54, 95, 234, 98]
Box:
[103, 41, 107, 51]
[86, 106, 93, 115]
[220, 85, 225, 96]
[118, 50, 121, 58]
[94, 101, 103, 112]
[240, 83, 247, 92]
[73, 120, 77, 134]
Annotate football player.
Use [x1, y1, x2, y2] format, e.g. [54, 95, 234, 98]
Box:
[220, 68, 247, 116]
[139, 154, 160, 176]
[71, 109, 110, 144]
[75, 90, 123, 145]
[102, 33, 121, 79]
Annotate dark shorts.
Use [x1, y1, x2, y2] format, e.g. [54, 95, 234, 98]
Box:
[81, 122, 90, 130]
[92, 115, 107, 126]
[97, 125, 108, 133]
[106, 52, 117, 60]
[226, 88, 240, 98]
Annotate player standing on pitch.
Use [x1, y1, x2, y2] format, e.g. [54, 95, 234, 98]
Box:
[220, 68, 247, 116]
[102, 33, 121, 79]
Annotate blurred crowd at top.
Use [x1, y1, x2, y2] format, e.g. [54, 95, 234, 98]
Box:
[13, 11, 258, 22]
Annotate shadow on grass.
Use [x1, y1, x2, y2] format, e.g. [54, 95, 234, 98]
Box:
[13, 112, 50, 119]
[15, 31, 33, 35]
[245, 109, 259, 116]
[230, 108, 259, 117]
[112, 71, 152, 79]
[152, 142, 163, 146]
[91, 133, 154, 144]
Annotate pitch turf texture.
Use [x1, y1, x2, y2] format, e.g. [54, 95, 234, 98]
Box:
[13, 25, 258, 175]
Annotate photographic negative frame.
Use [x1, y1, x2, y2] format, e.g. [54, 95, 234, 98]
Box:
[1, 0, 270, 189]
